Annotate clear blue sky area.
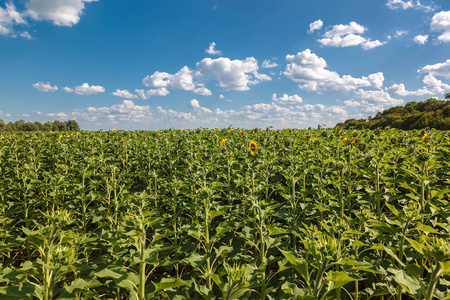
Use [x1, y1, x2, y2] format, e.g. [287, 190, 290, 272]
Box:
[1, 0, 449, 130]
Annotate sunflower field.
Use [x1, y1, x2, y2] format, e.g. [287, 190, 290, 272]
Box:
[1, 128, 450, 300]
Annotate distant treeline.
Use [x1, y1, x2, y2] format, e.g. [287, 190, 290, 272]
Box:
[0, 119, 80, 132]
[336, 94, 450, 130]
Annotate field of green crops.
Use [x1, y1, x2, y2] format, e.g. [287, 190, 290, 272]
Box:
[1, 128, 450, 300]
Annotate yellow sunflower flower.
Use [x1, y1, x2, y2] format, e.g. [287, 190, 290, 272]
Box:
[249, 140, 257, 156]
[221, 138, 227, 147]
[422, 133, 428, 141]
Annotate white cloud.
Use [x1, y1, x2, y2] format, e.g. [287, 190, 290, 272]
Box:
[156, 106, 195, 122]
[205, 42, 222, 55]
[387, 83, 434, 96]
[386, 0, 435, 12]
[193, 86, 212, 96]
[361, 39, 386, 50]
[422, 74, 450, 93]
[414, 34, 429, 44]
[0, 2, 27, 36]
[420, 59, 450, 78]
[323, 22, 366, 38]
[394, 30, 408, 37]
[283, 49, 384, 94]
[143, 66, 196, 90]
[261, 59, 278, 68]
[354, 89, 404, 106]
[64, 83, 105, 95]
[431, 11, 450, 43]
[72, 100, 152, 123]
[272, 93, 303, 104]
[196, 57, 271, 91]
[319, 34, 367, 47]
[344, 100, 361, 107]
[25, 0, 98, 27]
[189, 99, 212, 114]
[318, 22, 385, 50]
[46, 112, 69, 119]
[189, 99, 200, 108]
[111, 89, 138, 99]
[308, 19, 323, 34]
[134, 88, 170, 99]
[33, 81, 58, 92]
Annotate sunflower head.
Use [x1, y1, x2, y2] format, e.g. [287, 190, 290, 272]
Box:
[249, 140, 258, 156]
[240, 129, 243, 137]
[352, 139, 359, 145]
[352, 130, 357, 138]
[112, 128, 115, 132]
[303, 135, 309, 141]
[344, 137, 349, 145]
[358, 143, 365, 151]
[422, 133, 428, 141]
[391, 138, 396, 144]
[221, 138, 227, 147]
[373, 129, 379, 135]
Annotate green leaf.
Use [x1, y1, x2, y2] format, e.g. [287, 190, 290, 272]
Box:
[279, 249, 309, 281]
[152, 278, 190, 294]
[388, 268, 421, 299]
[405, 237, 424, 254]
[414, 223, 439, 234]
[327, 271, 361, 290]
[94, 268, 126, 279]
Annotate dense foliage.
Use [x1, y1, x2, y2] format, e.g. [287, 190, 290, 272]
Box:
[337, 96, 450, 130]
[1, 128, 450, 299]
[0, 119, 80, 132]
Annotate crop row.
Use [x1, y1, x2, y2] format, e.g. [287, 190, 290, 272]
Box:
[0, 128, 450, 299]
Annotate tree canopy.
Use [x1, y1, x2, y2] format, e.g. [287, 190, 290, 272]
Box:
[0, 119, 80, 132]
[336, 98, 450, 130]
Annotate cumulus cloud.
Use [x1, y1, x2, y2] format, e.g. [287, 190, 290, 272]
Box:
[272, 93, 303, 104]
[196, 57, 271, 91]
[134, 88, 170, 99]
[64, 83, 105, 95]
[386, 0, 435, 12]
[261, 59, 278, 68]
[308, 19, 323, 34]
[143, 66, 196, 90]
[0, 2, 27, 36]
[414, 34, 429, 44]
[283, 49, 384, 94]
[189, 99, 212, 114]
[422, 74, 450, 93]
[25, 0, 98, 27]
[420, 59, 450, 78]
[354, 89, 404, 106]
[193, 86, 212, 96]
[205, 42, 222, 55]
[431, 11, 450, 43]
[33, 81, 58, 92]
[387, 83, 434, 96]
[111, 89, 138, 99]
[317, 21, 385, 50]
[344, 100, 362, 107]
[71, 100, 151, 123]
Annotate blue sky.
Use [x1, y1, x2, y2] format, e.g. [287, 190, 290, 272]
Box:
[0, 0, 449, 130]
